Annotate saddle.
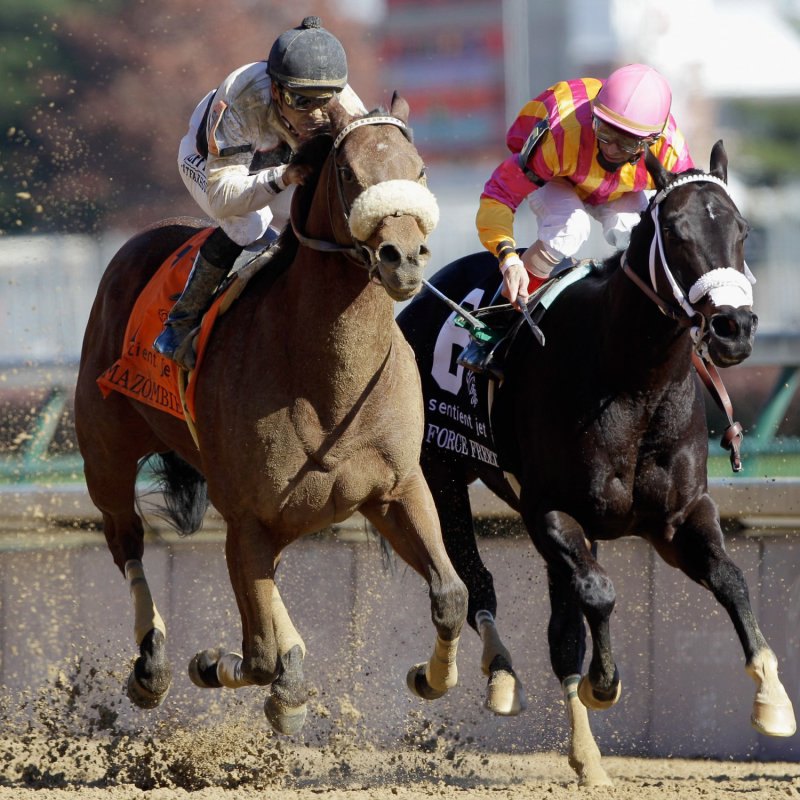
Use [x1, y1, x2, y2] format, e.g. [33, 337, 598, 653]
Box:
[97, 231, 281, 423]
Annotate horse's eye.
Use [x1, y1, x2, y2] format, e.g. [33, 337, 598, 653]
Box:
[419, 167, 427, 184]
[339, 166, 356, 183]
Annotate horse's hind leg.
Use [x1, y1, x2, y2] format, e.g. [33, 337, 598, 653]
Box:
[361, 465, 468, 700]
[664, 495, 796, 737]
[422, 452, 526, 714]
[78, 429, 172, 708]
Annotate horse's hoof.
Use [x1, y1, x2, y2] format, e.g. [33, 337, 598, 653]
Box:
[485, 669, 527, 716]
[126, 670, 169, 709]
[264, 696, 308, 736]
[406, 663, 446, 700]
[578, 674, 621, 710]
[188, 648, 224, 688]
[751, 700, 797, 737]
[578, 767, 614, 788]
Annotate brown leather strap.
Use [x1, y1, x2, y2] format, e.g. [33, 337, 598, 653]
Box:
[692, 351, 743, 472]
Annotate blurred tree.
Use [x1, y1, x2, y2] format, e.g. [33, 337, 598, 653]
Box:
[0, 0, 379, 236]
[722, 99, 800, 186]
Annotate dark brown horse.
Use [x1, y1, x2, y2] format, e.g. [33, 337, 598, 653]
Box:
[75, 95, 467, 735]
[398, 142, 796, 784]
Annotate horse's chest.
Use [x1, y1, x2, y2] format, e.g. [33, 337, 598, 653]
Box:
[253, 399, 419, 519]
[580, 396, 701, 522]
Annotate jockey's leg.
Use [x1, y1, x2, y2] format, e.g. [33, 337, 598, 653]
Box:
[153, 227, 242, 369]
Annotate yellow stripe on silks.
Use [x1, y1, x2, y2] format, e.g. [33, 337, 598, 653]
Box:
[476, 197, 517, 256]
[425, 634, 460, 692]
[125, 559, 166, 645]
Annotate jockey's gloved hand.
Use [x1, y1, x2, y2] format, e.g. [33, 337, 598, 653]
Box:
[500, 253, 529, 307]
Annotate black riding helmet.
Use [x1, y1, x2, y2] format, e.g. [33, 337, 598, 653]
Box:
[268, 16, 348, 93]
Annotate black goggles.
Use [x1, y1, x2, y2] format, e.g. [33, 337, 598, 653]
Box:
[280, 88, 333, 112]
[592, 117, 659, 155]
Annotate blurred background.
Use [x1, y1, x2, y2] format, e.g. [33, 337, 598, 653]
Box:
[0, 0, 799, 485]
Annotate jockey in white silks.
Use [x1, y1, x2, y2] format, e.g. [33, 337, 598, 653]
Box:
[154, 16, 366, 370]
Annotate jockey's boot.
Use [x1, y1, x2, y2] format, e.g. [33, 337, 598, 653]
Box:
[458, 274, 547, 377]
[153, 250, 230, 370]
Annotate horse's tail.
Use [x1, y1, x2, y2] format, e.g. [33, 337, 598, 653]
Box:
[136, 451, 209, 536]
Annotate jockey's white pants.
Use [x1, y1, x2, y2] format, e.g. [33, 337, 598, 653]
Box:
[527, 178, 649, 260]
[177, 91, 292, 247]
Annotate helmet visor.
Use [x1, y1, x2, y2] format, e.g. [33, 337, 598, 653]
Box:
[593, 117, 658, 155]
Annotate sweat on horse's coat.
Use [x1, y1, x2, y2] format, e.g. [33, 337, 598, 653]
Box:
[75, 94, 467, 736]
[398, 141, 794, 787]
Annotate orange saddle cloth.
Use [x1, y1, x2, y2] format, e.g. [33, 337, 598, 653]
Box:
[96, 227, 229, 421]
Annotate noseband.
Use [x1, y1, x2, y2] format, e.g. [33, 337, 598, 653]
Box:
[620, 172, 755, 353]
[290, 116, 438, 282]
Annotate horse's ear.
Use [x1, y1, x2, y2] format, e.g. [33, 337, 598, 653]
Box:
[390, 91, 410, 124]
[645, 148, 671, 191]
[709, 139, 728, 182]
[328, 98, 351, 130]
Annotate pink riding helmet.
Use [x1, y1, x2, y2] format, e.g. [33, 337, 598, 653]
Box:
[593, 64, 672, 138]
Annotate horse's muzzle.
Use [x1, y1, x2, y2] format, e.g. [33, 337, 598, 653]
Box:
[706, 307, 758, 366]
[378, 246, 429, 301]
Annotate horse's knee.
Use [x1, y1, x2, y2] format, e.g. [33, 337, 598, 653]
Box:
[573, 570, 615, 623]
[431, 578, 468, 638]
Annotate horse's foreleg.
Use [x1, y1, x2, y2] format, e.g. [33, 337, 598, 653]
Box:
[543, 562, 612, 785]
[190, 519, 310, 733]
[668, 497, 796, 737]
[264, 585, 308, 735]
[124, 558, 171, 708]
[361, 466, 468, 699]
[531, 511, 621, 710]
[562, 675, 613, 786]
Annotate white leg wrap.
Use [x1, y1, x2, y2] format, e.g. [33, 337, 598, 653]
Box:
[216, 652, 251, 689]
[425, 634, 459, 692]
[125, 559, 166, 646]
[272, 585, 305, 658]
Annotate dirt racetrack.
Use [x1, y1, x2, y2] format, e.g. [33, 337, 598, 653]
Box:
[1, 656, 798, 800]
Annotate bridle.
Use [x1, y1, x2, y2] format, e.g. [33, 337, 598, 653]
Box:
[620, 171, 754, 472]
[290, 115, 435, 283]
[620, 172, 754, 355]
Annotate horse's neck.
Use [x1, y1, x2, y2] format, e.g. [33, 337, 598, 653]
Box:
[601, 261, 693, 386]
[284, 250, 396, 394]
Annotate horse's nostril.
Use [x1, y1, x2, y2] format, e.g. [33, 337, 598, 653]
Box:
[711, 315, 739, 339]
[378, 243, 402, 267]
[419, 244, 430, 259]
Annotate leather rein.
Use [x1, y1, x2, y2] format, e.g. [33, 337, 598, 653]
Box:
[620, 173, 745, 472]
[290, 115, 409, 281]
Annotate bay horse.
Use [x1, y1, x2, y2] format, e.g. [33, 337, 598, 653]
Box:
[75, 94, 467, 735]
[397, 142, 796, 785]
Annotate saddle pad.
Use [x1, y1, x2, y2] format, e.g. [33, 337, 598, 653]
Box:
[96, 227, 228, 421]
